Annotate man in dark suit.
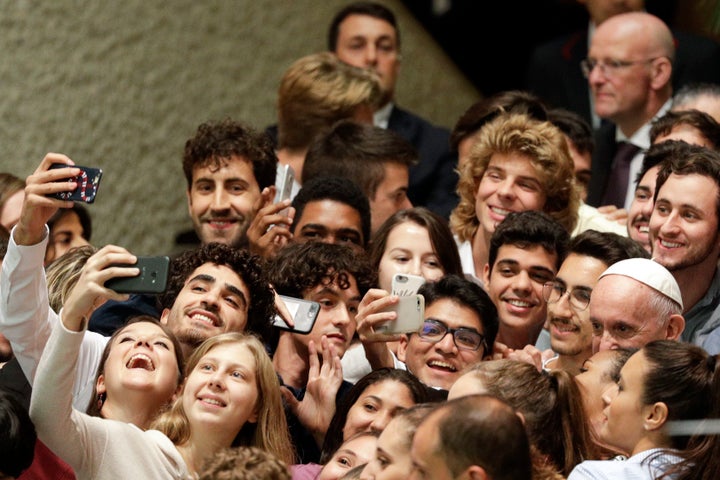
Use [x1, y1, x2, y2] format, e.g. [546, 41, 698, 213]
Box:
[526, 0, 720, 130]
[327, 1, 458, 219]
[584, 12, 675, 209]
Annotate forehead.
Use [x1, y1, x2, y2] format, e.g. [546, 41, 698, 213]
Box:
[306, 271, 360, 299]
[655, 125, 713, 148]
[638, 165, 660, 188]
[425, 298, 483, 331]
[191, 156, 257, 184]
[590, 20, 643, 57]
[385, 221, 431, 247]
[590, 275, 651, 323]
[115, 321, 168, 340]
[556, 253, 608, 287]
[202, 342, 255, 366]
[619, 350, 648, 383]
[376, 163, 409, 191]
[185, 263, 249, 294]
[493, 243, 557, 272]
[657, 173, 720, 210]
[296, 199, 363, 230]
[360, 379, 414, 403]
[486, 153, 540, 177]
[337, 14, 397, 41]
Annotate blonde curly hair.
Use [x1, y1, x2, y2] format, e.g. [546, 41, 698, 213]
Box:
[450, 113, 579, 242]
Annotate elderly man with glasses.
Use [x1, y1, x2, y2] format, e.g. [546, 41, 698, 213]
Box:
[540, 230, 648, 375]
[583, 12, 675, 212]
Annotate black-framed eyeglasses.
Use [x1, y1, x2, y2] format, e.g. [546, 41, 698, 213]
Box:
[417, 318, 486, 352]
[580, 57, 662, 78]
[542, 281, 591, 312]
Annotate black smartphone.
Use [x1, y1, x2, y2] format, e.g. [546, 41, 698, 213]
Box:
[104, 256, 170, 294]
[272, 295, 320, 334]
[48, 163, 103, 203]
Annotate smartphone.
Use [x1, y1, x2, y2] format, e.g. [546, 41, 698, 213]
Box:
[48, 164, 103, 204]
[375, 294, 425, 334]
[104, 256, 170, 294]
[391, 273, 426, 297]
[272, 295, 320, 334]
[273, 164, 296, 216]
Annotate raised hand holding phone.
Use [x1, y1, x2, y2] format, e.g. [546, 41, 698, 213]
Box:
[48, 163, 103, 203]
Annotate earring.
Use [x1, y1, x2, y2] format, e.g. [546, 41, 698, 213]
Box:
[97, 392, 106, 410]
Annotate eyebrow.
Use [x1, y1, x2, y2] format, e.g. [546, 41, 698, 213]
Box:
[497, 259, 555, 276]
[188, 274, 248, 308]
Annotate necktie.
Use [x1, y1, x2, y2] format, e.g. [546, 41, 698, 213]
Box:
[601, 141, 641, 208]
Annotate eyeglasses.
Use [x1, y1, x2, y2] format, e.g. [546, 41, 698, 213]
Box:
[417, 319, 486, 352]
[542, 282, 591, 312]
[580, 57, 662, 78]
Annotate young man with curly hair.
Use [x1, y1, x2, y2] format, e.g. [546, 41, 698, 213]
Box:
[266, 241, 375, 463]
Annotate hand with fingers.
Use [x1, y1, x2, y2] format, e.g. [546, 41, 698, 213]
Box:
[355, 289, 404, 370]
[246, 187, 295, 259]
[506, 344, 553, 372]
[61, 245, 141, 331]
[14, 153, 81, 246]
[280, 336, 343, 447]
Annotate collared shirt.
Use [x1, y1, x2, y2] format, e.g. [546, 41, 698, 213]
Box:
[614, 99, 672, 210]
[683, 265, 720, 353]
[373, 102, 394, 130]
[568, 448, 681, 480]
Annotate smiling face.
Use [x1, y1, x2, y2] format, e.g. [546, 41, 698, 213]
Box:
[483, 244, 557, 349]
[161, 263, 250, 351]
[589, 275, 670, 352]
[187, 156, 262, 248]
[397, 298, 486, 390]
[319, 433, 378, 480]
[97, 321, 181, 405]
[182, 342, 259, 437]
[599, 350, 650, 455]
[548, 253, 607, 359]
[474, 153, 547, 239]
[342, 379, 416, 441]
[627, 165, 660, 252]
[649, 173, 720, 274]
[361, 415, 413, 480]
[377, 221, 444, 292]
[292, 274, 361, 358]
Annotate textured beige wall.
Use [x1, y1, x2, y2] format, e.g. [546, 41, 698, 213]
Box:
[0, 0, 479, 254]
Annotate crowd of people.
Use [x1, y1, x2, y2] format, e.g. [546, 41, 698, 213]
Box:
[2, 1, 720, 479]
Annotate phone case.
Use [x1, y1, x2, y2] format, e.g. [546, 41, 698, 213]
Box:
[104, 256, 170, 294]
[376, 294, 425, 334]
[272, 295, 320, 334]
[391, 273, 426, 296]
[48, 164, 103, 204]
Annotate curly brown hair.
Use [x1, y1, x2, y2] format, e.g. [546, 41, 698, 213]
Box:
[182, 118, 277, 191]
[267, 242, 375, 300]
[160, 243, 275, 342]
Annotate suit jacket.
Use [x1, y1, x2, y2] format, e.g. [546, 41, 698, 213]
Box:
[526, 28, 720, 127]
[387, 105, 459, 219]
[586, 121, 618, 207]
